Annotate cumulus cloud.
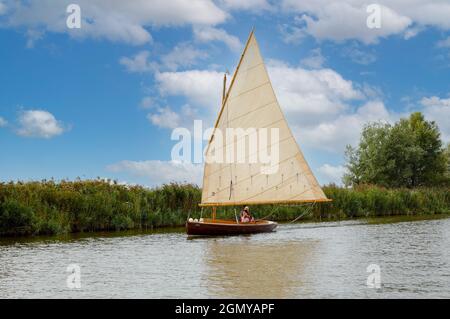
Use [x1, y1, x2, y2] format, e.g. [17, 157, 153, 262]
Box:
[193, 26, 242, 52]
[139, 96, 157, 109]
[317, 164, 347, 185]
[151, 59, 393, 154]
[0, 116, 7, 127]
[341, 45, 377, 65]
[296, 101, 393, 152]
[16, 110, 66, 138]
[281, 0, 450, 44]
[147, 106, 181, 129]
[267, 59, 364, 125]
[420, 96, 450, 142]
[119, 51, 157, 73]
[146, 104, 199, 129]
[161, 43, 208, 71]
[281, 1, 411, 44]
[107, 160, 203, 186]
[120, 43, 208, 74]
[155, 69, 223, 109]
[219, 0, 273, 12]
[300, 48, 326, 69]
[1, 0, 228, 45]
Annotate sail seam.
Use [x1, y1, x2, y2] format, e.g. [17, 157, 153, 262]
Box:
[204, 153, 313, 201]
[234, 61, 265, 76]
[208, 117, 285, 161]
[208, 169, 306, 201]
[205, 129, 292, 177]
[226, 99, 278, 125]
[227, 80, 270, 102]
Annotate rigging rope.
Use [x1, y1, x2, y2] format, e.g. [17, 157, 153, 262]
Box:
[289, 202, 316, 223]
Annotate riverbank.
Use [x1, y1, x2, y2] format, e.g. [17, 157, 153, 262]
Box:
[0, 180, 449, 236]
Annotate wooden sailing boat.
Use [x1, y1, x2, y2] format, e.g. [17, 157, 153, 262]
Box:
[186, 30, 330, 236]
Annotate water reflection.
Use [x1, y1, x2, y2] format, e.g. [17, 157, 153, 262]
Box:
[204, 239, 318, 298]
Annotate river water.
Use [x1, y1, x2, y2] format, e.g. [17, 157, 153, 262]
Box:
[1, 216, 449, 298]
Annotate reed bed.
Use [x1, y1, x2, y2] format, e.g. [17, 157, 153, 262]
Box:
[0, 180, 449, 236]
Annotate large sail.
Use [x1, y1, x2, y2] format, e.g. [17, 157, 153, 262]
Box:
[200, 31, 330, 207]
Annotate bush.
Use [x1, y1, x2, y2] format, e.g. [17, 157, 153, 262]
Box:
[0, 199, 36, 235]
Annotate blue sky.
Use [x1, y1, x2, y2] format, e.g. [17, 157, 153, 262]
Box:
[0, 0, 449, 187]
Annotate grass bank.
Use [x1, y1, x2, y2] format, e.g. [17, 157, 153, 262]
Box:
[0, 180, 449, 236]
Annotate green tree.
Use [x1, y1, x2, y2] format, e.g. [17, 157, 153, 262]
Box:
[344, 112, 447, 188]
[445, 143, 450, 181]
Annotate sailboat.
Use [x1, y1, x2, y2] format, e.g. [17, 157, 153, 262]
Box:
[186, 30, 330, 236]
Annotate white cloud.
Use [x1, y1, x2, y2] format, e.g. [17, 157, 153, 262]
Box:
[317, 164, 347, 185]
[219, 0, 272, 12]
[2, 0, 228, 45]
[0, 116, 7, 127]
[120, 43, 207, 74]
[139, 96, 157, 109]
[300, 48, 325, 69]
[16, 110, 66, 138]
[155, 69, 223, 109]
[107, 160, 203, 185]
[147, 104, 199, 129]
[119, 51, 157, 73]
[403, 26, 423, 40]
[161, 43, 208, 71]
[280, 0, 450, 44]
[25, 29, 43, 48]
[0, 2, 7, 15]
[147, 107, 181, 129]
[278, 23, 306, 44]
[267, 59, 363, 125]
[296, 101, 393, 152]
[152, 60, 392, 153]
[282, 2, 411, 44]
[193, 26, 242, 52]
[420, 96, 450, 142]
[341, 45, 377, 65]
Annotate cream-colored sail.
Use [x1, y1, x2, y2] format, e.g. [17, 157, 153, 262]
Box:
[200, 31, 330, 207]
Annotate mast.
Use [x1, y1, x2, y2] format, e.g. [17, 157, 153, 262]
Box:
[222, 73, 227, 104]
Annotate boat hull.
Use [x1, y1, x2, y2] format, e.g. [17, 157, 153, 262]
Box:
[186, 219, 277, 236]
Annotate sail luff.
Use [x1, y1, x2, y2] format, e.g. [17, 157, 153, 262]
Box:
[200, 30, 255, 200]
[205, 29, 255, 153]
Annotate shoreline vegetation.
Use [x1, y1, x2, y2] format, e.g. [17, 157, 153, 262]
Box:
[0, 180, 449, 237]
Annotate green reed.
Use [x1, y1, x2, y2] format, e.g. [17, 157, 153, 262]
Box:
[0, 180, 449, 236]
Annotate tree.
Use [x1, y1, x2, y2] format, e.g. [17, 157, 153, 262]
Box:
[344, 112, 447, 188]
[445, 143, 450, 181]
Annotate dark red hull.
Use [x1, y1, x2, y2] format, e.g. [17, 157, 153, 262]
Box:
[186, 219, 277, 236]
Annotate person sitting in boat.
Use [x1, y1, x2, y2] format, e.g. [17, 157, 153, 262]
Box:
[240, 206, 254, 223]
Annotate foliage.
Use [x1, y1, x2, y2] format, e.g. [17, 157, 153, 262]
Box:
[344, 112, 448, 188]
[0, 180, 448, 237]
[0, 180, 201, 236]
